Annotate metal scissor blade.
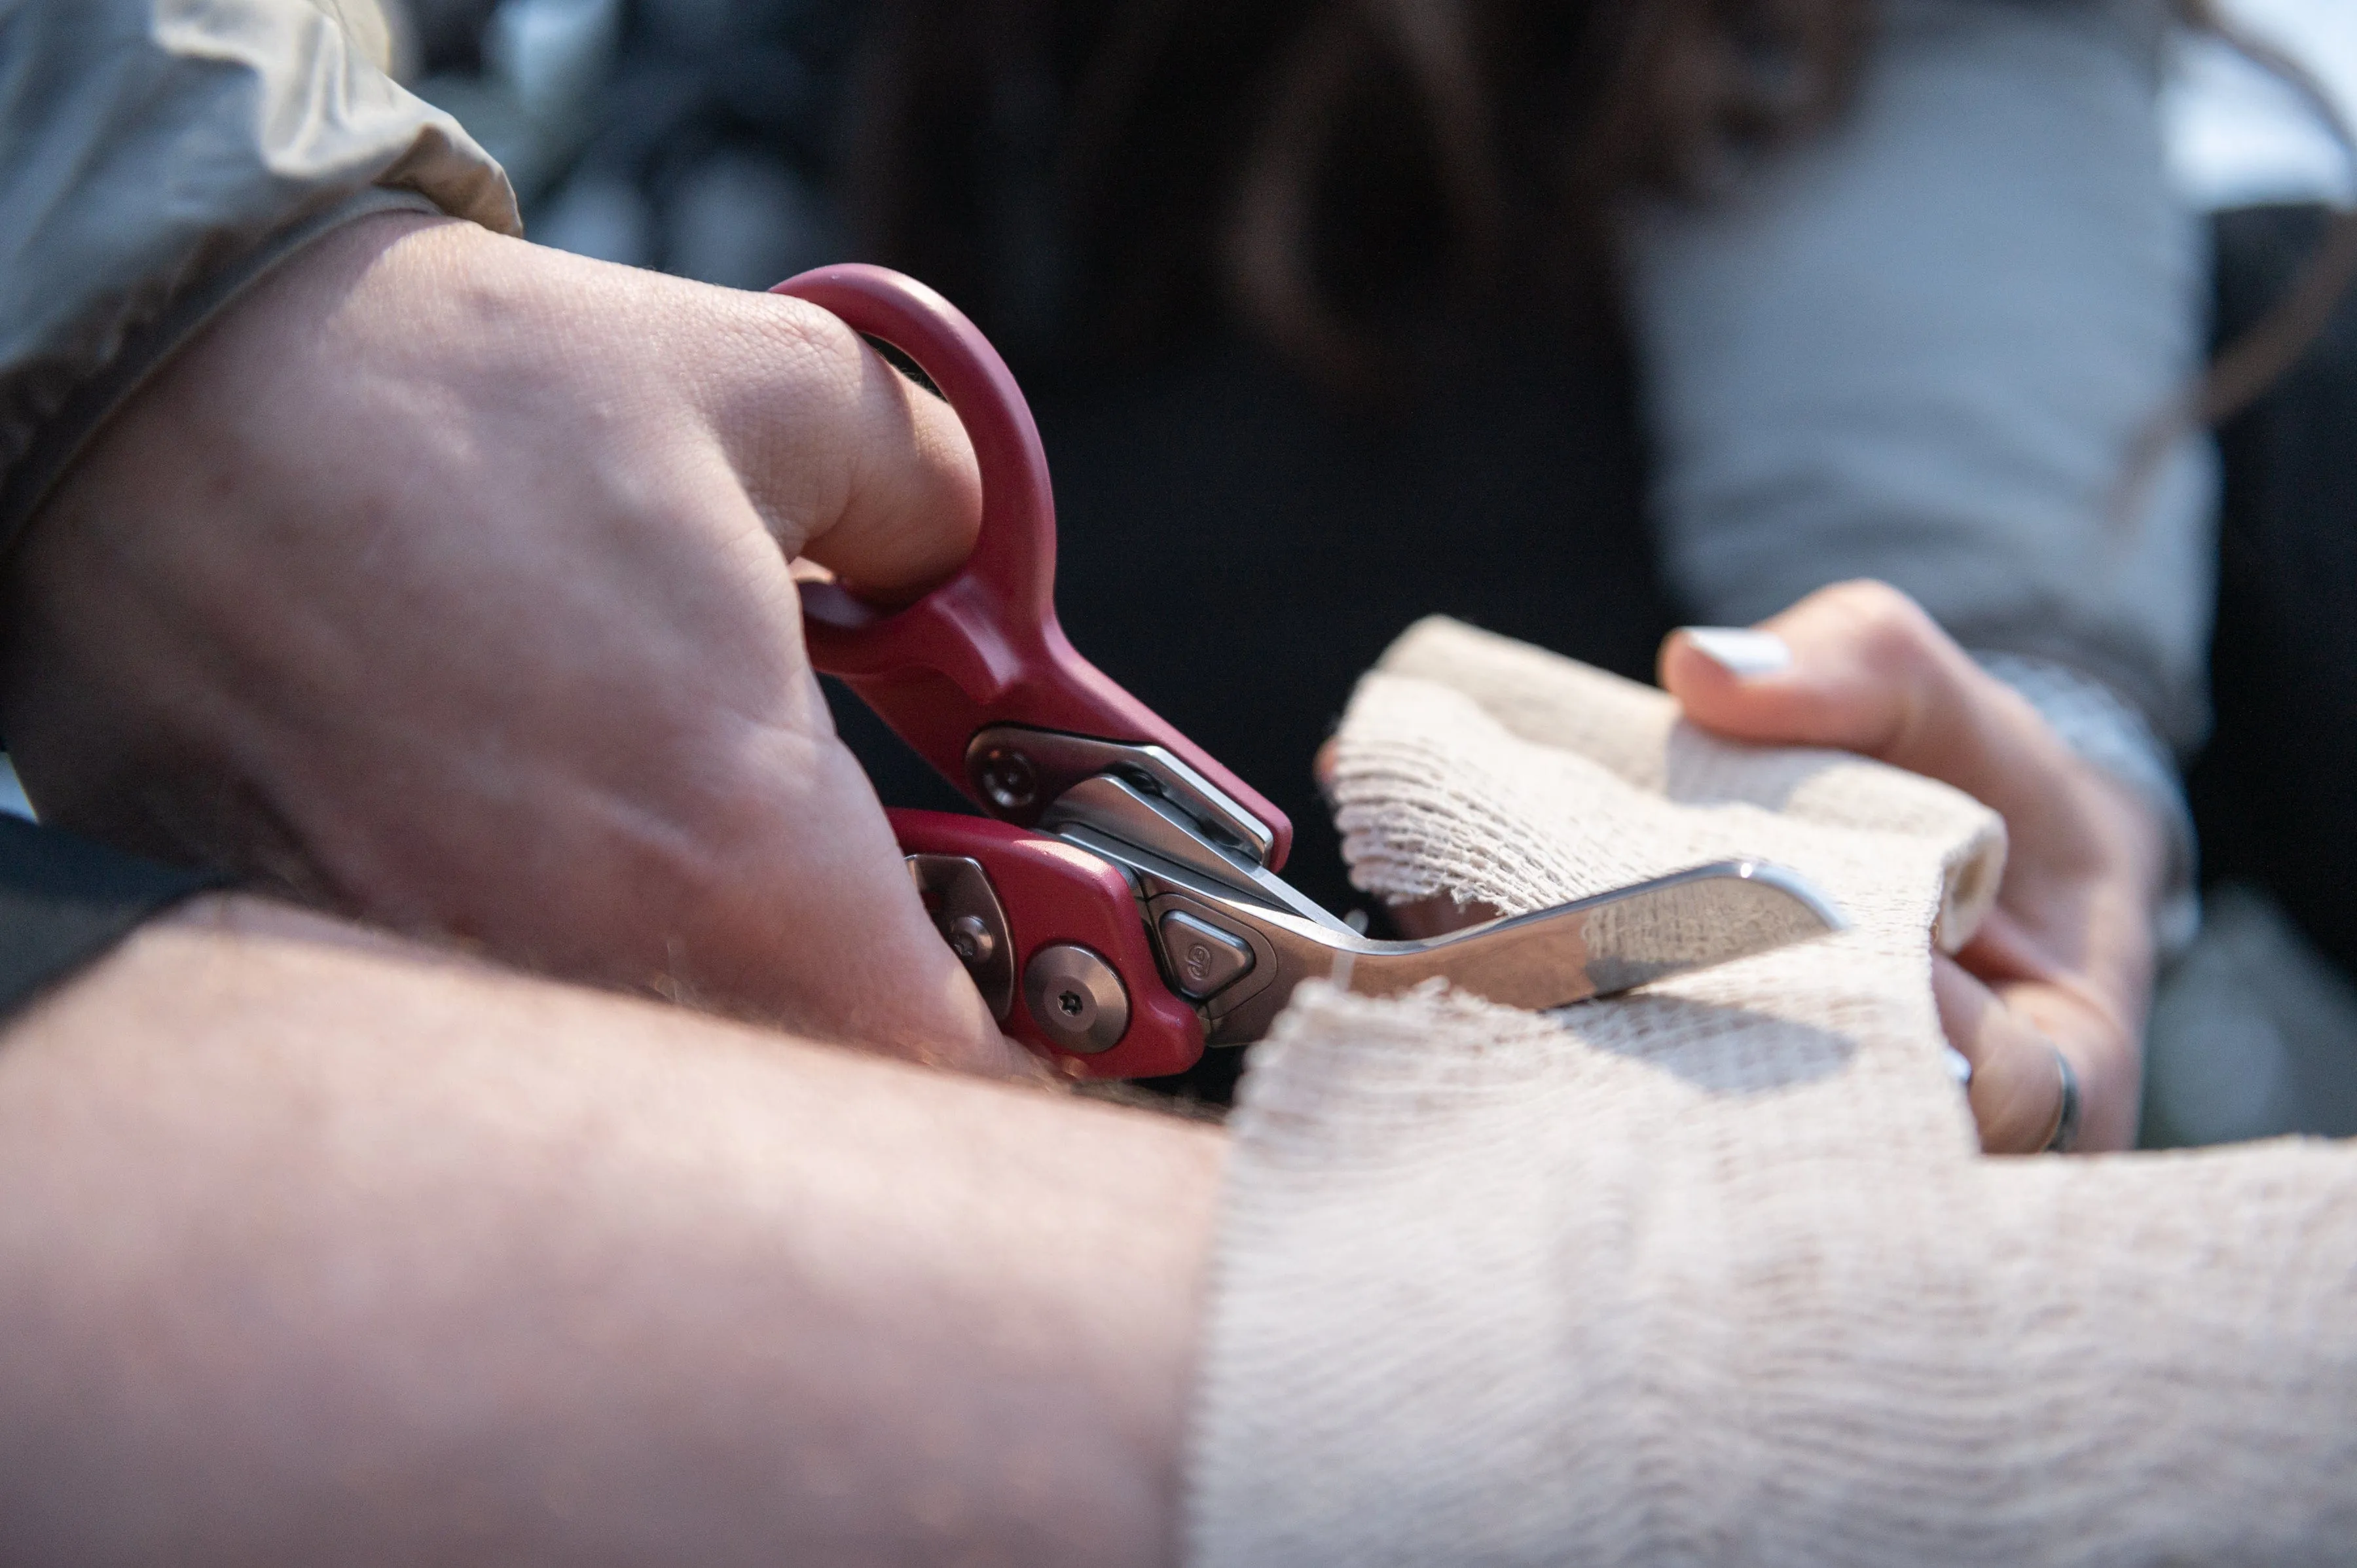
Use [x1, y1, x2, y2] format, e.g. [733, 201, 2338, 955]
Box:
[1061, 816, 1848, 1045]
[1345, 861, 1844, 1009]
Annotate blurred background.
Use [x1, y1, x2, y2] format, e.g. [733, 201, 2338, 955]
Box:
[29, 0, 2349, 1139]
[380, 0, 2354, 301]
[399, 0, 864, 291]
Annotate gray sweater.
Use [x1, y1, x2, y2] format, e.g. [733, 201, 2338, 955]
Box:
[1628, 0, 2210, 751]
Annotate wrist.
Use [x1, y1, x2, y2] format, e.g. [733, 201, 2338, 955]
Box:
[2, 192, 454, 564]
[1974, 652, 2197, 958]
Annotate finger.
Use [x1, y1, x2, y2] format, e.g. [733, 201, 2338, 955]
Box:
[818, 341, 982, 604]
[706, 293, 983, 608]
[684, 731, 1044, 1080]
[1663, 583, 2163, 1034]
[1933, 955, 2070, 1154]
[1658, 580, 2070, 828]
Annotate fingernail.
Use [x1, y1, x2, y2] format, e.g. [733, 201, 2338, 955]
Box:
[1681, 627, 1793, 678]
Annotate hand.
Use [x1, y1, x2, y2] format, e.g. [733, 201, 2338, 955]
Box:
[1661, 581, 2169, 1152]
[0, 213, 1033, 1076]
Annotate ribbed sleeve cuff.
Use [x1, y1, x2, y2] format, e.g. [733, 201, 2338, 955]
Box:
[1974, 650, 2201, 958]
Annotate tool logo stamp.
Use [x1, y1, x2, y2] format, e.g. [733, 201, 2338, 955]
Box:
[1184, 939, 1215, 987]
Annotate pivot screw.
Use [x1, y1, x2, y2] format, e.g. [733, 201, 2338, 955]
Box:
[975, 747, 1038, 812]
[1023, 943, 1130, 1054]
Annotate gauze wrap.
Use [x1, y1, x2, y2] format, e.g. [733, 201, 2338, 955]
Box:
[1186, 619, 2357, 1566]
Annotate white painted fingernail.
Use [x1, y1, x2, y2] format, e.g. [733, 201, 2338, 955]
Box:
[1681, 627, 1793, 678]
[1943, 1045, 1974, 1088]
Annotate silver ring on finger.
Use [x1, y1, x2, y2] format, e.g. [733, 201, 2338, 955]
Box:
[2041, 1046, 2083, 1154]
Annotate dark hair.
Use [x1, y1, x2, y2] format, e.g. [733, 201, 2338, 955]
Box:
[847, 0, 1870, 379]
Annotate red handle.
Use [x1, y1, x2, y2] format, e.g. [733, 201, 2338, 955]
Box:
[890, 809, 1205, 1079]
[771, 264, 1292, 870]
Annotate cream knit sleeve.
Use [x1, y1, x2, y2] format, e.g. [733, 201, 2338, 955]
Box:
[1185, 621, 2357, 1565]
[0, 0, 521, 548]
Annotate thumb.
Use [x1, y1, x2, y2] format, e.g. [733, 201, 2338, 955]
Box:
[1658, 579, 2064, 825]
[706, 292, 983, 608]
[813, 336, 982, 605]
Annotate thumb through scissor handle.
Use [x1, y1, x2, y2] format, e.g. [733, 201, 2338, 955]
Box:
[771, 264, 1292, 869]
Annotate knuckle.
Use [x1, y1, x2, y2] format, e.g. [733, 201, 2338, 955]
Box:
[754, 295, 868, 392]
[701, 294, 879, 520]
[1822, 579, 1940, 670]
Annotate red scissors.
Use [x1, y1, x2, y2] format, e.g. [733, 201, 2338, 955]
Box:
[773, 264, 1841, 1080]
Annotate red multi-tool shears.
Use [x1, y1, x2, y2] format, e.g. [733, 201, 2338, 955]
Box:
[773, 264, 1840, 1080]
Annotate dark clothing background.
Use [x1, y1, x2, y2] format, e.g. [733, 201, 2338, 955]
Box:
[0, 816, 222, 1016]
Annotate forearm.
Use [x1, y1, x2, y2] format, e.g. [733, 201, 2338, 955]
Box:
[0, 895, 1220, 1564]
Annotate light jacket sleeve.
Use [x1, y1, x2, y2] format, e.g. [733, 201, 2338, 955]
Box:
[0, 0, 521, 547]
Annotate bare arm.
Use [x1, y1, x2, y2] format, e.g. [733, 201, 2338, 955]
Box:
[0, 896, 1222, 1565]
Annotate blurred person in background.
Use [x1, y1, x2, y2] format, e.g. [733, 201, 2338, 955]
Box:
[851, 0, 2212, 896]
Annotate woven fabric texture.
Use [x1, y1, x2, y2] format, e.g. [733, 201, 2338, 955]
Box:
[1186, 618, 2357, 1567]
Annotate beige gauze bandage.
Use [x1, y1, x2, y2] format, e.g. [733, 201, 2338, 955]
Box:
[1186, 619, 2357, 1567]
